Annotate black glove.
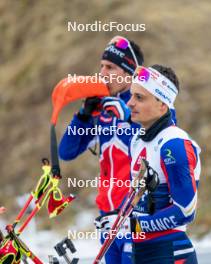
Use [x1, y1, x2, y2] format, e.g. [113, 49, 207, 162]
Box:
[145, 161, 160, 192]
[77, 97, 102, 121]
[134, 159, 159, 192]
[142, 160, 160, 214]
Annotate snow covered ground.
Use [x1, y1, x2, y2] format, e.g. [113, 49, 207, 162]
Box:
[192, 235, 211, 264]
[1, 218, 210, 263]
[22, 230, 211, 263]
[5, 231, 211, 263]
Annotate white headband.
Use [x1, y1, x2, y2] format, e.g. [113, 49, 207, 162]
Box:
[133, 67, 178, 108]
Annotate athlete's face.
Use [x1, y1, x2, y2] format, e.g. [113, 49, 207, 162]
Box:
[127, 83, 168, 129]
[100, 60, 132, 96]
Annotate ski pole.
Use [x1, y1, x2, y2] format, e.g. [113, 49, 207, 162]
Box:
[93, 159, 147, 264]
[13, 159, 52, 231]
[13, 194, 34, 228]
[17, 206, 39, 234]
[6, 224, 44, 264]
[17, 176, 57, 235]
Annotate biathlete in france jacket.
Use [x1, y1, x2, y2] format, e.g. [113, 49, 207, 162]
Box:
[130, 111, 201, 243]
[59, 90, 140, 213]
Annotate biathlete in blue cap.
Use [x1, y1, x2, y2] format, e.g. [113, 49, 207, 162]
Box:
[59, 36, 144, 264]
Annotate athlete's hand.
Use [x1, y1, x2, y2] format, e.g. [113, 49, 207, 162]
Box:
[94, 213, 117, 233]
[0, 207, 6, 214]
[101, 97, 131, 122]
[132, 160, 159, 193]
[77, 97, 102, 121]
[145, 161, 160, 192]
[94, 210, 131, 235]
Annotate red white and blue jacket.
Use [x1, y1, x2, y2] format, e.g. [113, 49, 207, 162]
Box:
[130, 118, 201, 243]
[59, 90, 140, 212]
[59, 91, 177, 213]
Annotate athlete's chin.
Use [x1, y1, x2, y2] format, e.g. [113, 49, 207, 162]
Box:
[107, 83, 124, 96]
[131, 113, 141, 123]
[108, 86, 116, 96]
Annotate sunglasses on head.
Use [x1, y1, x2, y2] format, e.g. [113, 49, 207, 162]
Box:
[109, 36, 139, 67]
[134, 66, 150, 82]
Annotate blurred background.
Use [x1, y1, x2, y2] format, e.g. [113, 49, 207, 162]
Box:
[0, 0, 211, 262]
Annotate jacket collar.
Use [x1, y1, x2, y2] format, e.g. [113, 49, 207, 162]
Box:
[117, 89, 131, 103]
[138, 110, 173, 142]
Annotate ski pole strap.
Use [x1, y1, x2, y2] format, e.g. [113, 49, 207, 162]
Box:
[32, 165, 51, 200]
[50, 125, 61, 178]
